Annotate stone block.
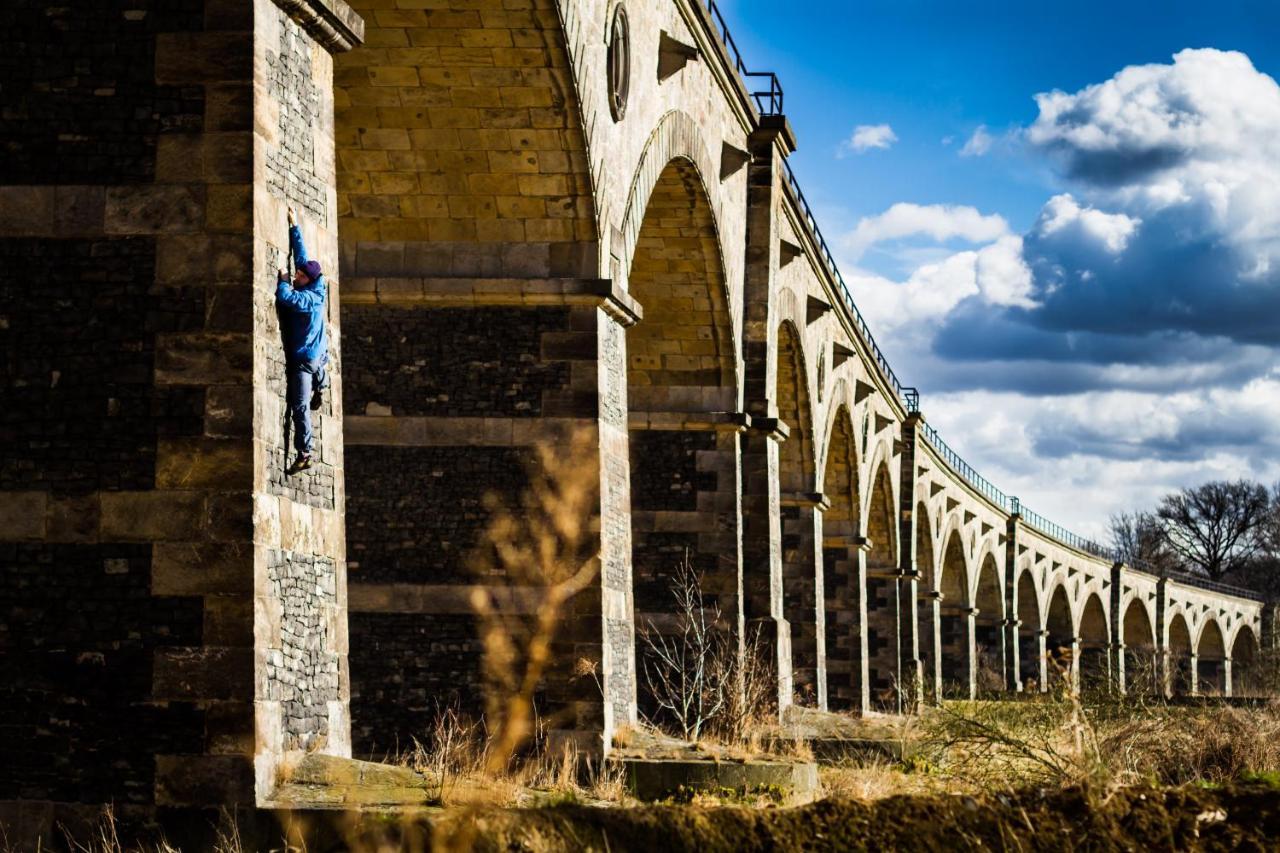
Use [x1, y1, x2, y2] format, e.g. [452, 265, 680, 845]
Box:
[0, 186, 55, 236]
[152, 541, 254, 596]
[100, 491, 206, 541]
[155, 437, 254, 490]
[154, 755, 254, 806]
[153, 646, 254, 701]
[46, 494, 101, 543]
[155, 332, 253, 385]
[155, 32, 254, 85]
[53, 186, 106, 235]
[104, 186, 205, 235]
[0, 492, 47, 541]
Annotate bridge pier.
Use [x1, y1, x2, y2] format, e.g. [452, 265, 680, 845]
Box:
[783, 493, 829, 709]
[740, 417, 793, 715]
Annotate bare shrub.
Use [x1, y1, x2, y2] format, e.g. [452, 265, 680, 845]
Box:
[470, 428, 600, 775]
[639, 554, 728, 741]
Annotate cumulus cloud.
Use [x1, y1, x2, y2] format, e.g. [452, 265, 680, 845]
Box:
[936, 48, 1280, 373]
[843, 123, 898, 154]
[960, 125, 994, 156]
[839, 49, 1280, 536]
[844, 203, 1009, 259]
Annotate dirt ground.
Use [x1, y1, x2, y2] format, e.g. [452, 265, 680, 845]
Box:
[283, 778, 1280, 852]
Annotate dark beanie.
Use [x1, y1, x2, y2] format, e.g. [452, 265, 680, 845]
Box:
[302, 260, 322, 282]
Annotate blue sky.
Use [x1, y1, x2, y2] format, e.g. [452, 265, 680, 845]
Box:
[716, 1, 1280, 538]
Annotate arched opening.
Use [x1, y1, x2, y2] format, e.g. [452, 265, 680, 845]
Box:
[1197, 620, 1227, 695]
[775, 322, 818, 705]
[1167, 612, 1194, 696]
[1045, 584, 1074, 691]
[1232, 625, 1261, 697]
[1015, 569, 1042, 691]
[916, 505, 940, 704]
[973, 553, 1005, 695]
[865, 462, 900, 710]
[1078, 593, 1110, 692]
[1121, 599, 1158, 695]
[821, 409, 861, 711]
[938, 530, 971, 699]
[626, 159, 740, 723]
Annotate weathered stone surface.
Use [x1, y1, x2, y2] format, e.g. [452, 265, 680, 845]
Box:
[619, 758, 819, 806]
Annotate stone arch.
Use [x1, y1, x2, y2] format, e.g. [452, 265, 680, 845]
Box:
[916, 501, 940, 703]
[972, 551, 1005, 694]
[776, 320, 821, 704]
[864, 459, 899, 709]
[1196, 618, 1228, 695]
[820, 406, 862, 711]
[1045, 582, 1074, 690]
[1014, 567, 1043, 691]
[1167, 610, 1194, 696]
[627, 155, 742, 727]
[1121, 598, 1158, 695]
[1078, 593, 1110, 691]
[1231, 624, 1261, 696]
[334, 1, 599, 279]
[618, 110, 727, 296]
[938, 528, 971, 699]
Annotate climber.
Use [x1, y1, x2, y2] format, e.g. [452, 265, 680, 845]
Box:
[276, 207, 328, 475]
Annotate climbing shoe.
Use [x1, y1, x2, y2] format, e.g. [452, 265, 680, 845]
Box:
[310, 386, 322, 411]
[287, 453, 314, 475]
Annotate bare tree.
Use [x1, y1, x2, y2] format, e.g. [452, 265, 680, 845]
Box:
[640, 555, 727, 741]
[1155, 480, 1269, 580]
[1110, 510, 1176, 571]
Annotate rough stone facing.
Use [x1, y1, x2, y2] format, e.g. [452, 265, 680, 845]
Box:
[267, 550, 341, 750]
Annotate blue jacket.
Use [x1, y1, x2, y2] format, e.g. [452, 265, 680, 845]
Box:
[276, 224, 328, 363]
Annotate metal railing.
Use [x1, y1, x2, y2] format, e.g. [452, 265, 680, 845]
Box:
[705, 1, 783, 115]
[780, 160, 910, 407]
[1163, 568, 1261, 601]
[697, 0, 1264, 606]
[1013, 499, 1114, 560]
[919, 422, 1011, 511]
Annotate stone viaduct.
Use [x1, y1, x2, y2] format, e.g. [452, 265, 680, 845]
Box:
[0, 0, 1274, 830]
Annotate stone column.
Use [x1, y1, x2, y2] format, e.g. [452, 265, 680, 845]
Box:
[1109, 563, 1124, 694]
[895, 415, 923, 712]
[1155, 576, 1172, 695]
[251, 0, 365, 801]
[1004, 618, 1022, 692]
[823, 534, 870, 713]
[1034, 629, 1051, 692]
[1003, 513, 1022, 691]
[783, 492, 828, 708]
[739, 116, 797, 717]
[0, 0, 364, 826]
[923, 590, 945, 704]
[741, 417, 792, 715]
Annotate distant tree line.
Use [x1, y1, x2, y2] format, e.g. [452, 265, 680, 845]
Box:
[1110, 479, 1280, 597]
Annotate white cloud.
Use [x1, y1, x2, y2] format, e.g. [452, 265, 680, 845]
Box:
[960, 125, 994, 157]
[844, 203, 1009, 259]
[833, 49, 1280, 538]
[843, 123, 898, 154]
[1033, 194, 1140, 254]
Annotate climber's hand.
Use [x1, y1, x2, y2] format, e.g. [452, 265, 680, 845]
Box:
[278, 268, 288, 282]
[287, 207, 296, 226]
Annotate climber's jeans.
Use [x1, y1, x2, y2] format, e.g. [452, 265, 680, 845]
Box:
[286, 354, 328, 455]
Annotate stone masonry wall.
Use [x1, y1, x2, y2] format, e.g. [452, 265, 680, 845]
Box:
[0, 1, 360, 837]
[250, 0, 359, 798]
[332, 0, 597, 280]
[0, 0, 263, 824]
